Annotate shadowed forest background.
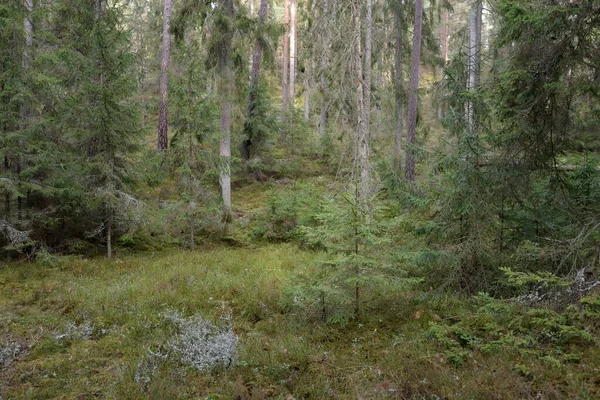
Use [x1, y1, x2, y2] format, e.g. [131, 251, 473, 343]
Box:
[1, 0, 600, 398]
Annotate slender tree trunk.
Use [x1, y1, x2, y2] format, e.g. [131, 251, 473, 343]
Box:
[241, 0, 268, 161]
[304, 63, 310, 121]
[219, 0, 234, 224]
[106, 210, 112, 258]
[394, 2, 404, 173]
[441, 10, 449, 64]
[4, 154, 9, 218]
[360, 0, 372, 202]
[18, 0, 34, 221]
[248, 0, 254, 70]
[319, 0, 330, 138]
[475, 1, 482, 88]
[281, 0, 289, 133]
[353, 0, 371, 206]
[289, 0, 297, 116]
[466, 0, 482, 137]
[405, 0, 423, 182]
[157, 0, 172, 151]
[437, 10, 449, 120]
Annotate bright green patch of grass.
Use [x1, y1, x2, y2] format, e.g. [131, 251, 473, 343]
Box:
[1, 245, 599, 399]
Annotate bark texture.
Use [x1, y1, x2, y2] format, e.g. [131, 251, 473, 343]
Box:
[219, 0, 235, 222]
[319, 0, 330, 137]
[394, 2, 404, 173]
[289, 0, 297, 114]
[353, 0, 371, 206]
[281, 0, 289, 131]
[157, 0, 172, 151]
[405, 0, 423, 182]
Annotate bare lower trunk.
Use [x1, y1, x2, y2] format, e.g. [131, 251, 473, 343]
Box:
[438, 10, 449, 120]
[319, 0, 330, 138]
[354, 0, 371, 206]
[157, 0, 172, 151]
[405, 0, 423, 182]
[304, 64, 310, 121]
[190, 217, 195, 250]
[281, 0, 289, 133]
[241, 0, 268, 161]
[360, 0, 372, 203]
[219, 0, 234, 224]
[106, 211, 112, 258]
[466, 0, 482, 137]
[18, 0, 34, 221]
[289, 0, 297, 116]
[441, 11, 449, 64]
[394, 2, 404, 173]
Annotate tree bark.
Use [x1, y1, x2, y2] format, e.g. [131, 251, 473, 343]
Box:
[353, 0, 371, 206]
[18, 0, 34, 221]
[441, 10, 449, 64]
[289, 0, 297, 116]
[281, 0, 289, 133]
[405, 0, 423, 182]
[106, 210, 112, 258]
[466, 0, 482, 137]
[219, 0, 235, 224]
[304, 63, 310, 121]
[157, 0, 172, 151]
[241, 0, 269, 161]
[394, 1, 404, 173]
[360, 0, 372, 202]
[319, 0, 330, 138]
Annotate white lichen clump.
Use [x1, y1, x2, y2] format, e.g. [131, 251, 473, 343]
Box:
[166, 311, 238, 371]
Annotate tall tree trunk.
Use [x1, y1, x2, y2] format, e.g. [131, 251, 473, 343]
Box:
[475, 0, 482, 88]
[304, 63, 310, 121]
[360, 0, 372, 202]
[394, 1, 404, 173]
[18, 0, 34, 221]
[281, 0, 289, 133]
[157, 0, 172, 151]
[405, 0, 423, 182]
[319, 0, 330, 138]
[437, 9, 449, 119]
[441, 10, 449, 64]
[219, 0, 234, 224]
[466, 0, 482, 137]
[106, 210, 112, 258]
[241, 0, 268, 161]
[289, 0, 297, 116]
[353, 0, 371, 206]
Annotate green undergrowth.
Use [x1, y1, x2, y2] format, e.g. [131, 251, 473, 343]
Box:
[1, 244, 599, 399]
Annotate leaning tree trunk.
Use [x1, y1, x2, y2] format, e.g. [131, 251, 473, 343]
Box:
[241, 0, 269, 161]
[394, 1, 404, 174]
[157, 0, 172, 151]
[289, 0, 297, 117]
[219, 0, 235, 225]
[281, 0, 289, 134]
[405, 0, 423, 182]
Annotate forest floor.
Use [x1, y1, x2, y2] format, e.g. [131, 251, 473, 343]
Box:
[1, 243, 598, 399]
[1, 176, 599, 399]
